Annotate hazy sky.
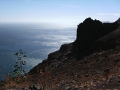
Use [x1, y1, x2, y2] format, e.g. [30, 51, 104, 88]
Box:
[0, 0, 120, 26]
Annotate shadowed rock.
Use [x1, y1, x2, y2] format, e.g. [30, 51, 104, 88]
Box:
[72, 17, 119, 60]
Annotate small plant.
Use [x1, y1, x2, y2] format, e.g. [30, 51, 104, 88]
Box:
[9, 49, 27, 78]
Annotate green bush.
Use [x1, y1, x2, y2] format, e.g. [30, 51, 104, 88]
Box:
[9, 49, 27, 78]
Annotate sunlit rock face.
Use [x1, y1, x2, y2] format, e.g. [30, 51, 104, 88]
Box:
[72, 17, 119, 57]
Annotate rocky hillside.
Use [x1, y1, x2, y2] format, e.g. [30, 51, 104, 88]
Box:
[1, 18, 120, 90]
[29, 17, 119, 74]
[28, 18, 120, 90]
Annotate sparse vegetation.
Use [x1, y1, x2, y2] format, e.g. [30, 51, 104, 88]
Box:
[9, 49, 27, 78]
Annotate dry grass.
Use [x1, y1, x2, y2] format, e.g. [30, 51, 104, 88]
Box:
[2, 46, 120, 89]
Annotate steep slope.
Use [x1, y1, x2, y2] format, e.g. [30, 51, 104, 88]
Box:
[1, 18, 120, 90]
[72, 17, 119, 60]
[27, 18, 120, 89]
[29, 18, 119, 74]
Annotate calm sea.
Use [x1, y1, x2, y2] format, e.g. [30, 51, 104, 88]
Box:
[0, 23, 76, 80]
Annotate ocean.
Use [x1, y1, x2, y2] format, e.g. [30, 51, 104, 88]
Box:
[0, 23, 76, 80]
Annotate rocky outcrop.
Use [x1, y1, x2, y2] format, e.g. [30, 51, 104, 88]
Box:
[72, 18, 119, 57]
[29, 17, 120, 74]
[28, 26, 120, 89]
[92, 27, 120, 51]
[116, 17, 120, 24]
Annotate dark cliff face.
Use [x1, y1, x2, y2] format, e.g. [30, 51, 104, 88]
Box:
[72, 17, 119, 59]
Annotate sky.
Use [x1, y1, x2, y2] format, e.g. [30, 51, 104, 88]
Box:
[0, 0, 120, 27]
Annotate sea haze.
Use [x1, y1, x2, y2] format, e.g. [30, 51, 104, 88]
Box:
[0, 23, 76, 80]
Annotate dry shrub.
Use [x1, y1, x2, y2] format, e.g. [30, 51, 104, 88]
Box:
[3, 74, 35, 89]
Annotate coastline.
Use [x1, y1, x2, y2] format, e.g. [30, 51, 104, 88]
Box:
[1, 17, 120, 90]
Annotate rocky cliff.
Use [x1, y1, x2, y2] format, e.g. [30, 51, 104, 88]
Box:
[29, 17, 119, 74]
[27, 18, 120, 90]
[1, 17, 120, 90]
[72, 17, 119, 60]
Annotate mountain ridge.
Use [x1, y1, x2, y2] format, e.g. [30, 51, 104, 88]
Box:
[1, 17, 120, 90]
